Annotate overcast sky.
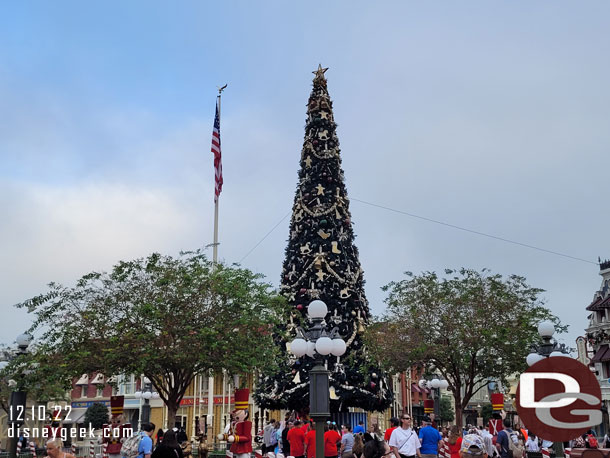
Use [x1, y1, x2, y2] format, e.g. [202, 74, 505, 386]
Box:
[1, 2, 609, 352]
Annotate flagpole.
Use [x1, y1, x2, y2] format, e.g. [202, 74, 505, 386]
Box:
[209, 84, 226, 442]
[213, 87, 224, 265]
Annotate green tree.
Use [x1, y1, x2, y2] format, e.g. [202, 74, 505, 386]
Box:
[481, 404, 493, 425]
[439, 396, 454, 424]
[364, 268, 563, 427]
[0, 347, 69, 415]
[84, 402, 109, 430]
[17, 250, 287, 428]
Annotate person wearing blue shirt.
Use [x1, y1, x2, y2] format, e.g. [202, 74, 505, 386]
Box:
[418, 417, 442, 458]
[139, 423, 156, 458]
[353, 421, 365, 435]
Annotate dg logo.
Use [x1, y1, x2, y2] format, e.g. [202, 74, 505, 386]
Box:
[516, 356, 602, 442]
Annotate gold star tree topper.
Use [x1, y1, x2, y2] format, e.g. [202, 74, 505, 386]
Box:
[312, 64, 328, 82]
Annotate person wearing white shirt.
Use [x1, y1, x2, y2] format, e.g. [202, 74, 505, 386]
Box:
[389, 415, 421, 458]
[525, 434, 540, 452]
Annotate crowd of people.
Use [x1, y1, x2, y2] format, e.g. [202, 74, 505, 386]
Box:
[258, 414, 608, 458]
[30, 413, 609, 458]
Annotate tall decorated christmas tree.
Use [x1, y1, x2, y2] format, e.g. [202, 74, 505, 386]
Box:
[255, 66, 392, 413]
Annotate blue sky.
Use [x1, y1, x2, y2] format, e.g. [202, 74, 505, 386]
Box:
[2, 1, 610, 351]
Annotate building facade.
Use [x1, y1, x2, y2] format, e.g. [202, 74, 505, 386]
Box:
[584, 259, 610, 435]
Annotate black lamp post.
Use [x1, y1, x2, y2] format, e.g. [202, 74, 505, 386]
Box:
[289, 300, 346, 458]
[1, 333, 33, 458]
[134, 377, 159, 428]
[525, 321, 570, 458]
[419, 377, 449, 426]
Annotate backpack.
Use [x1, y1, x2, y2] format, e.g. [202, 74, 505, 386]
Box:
[121, 432, 143, 458]
[588, 435, 599, 449]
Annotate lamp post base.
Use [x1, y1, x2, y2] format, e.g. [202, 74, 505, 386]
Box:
[311, 415, 327, 458]
[7, 434, 17, 458]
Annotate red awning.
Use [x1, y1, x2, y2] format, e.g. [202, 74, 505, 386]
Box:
[591, 345, 610, 362]
[411, 383, 422, 393]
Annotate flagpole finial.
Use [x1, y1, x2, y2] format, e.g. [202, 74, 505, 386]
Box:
[217, 84, 228, 95]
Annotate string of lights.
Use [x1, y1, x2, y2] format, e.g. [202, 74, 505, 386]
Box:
[238, 198, 597, 266]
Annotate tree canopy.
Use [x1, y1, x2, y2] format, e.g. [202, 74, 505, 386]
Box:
[84, 402, 109, 429]
[364, 268, 564, 426]
[16, 250, 287, 427]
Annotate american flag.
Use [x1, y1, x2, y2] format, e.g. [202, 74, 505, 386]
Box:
[211, 99, 223, 202]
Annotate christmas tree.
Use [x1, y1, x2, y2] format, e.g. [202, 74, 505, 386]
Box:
[255, 66, 392, 413]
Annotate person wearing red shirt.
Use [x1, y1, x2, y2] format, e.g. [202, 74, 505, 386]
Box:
[288, 420, 306, 458]
[324, 424, 342, 458]
[304, 426, 316, 458]
[384, 418, 400, 442]
[447, 426, 462, 458]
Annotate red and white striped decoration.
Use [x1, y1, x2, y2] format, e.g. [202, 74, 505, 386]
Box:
[254, 450, 263, 458]
[29, 442, 37, 458]
[542, 448, 551, 458]
[71, 444, 77, 457]
[565, 448, 571, 458]
[89, 441, 94, 458]
[16, 440, 22, 455]
[103, 443, 108, 458]
[440, 440, 451, 458]
[226, 450, 233, 458]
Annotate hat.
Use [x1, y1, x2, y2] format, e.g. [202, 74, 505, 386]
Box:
[111, 395, 124, 418]
[491, 393, 503, 411]
[461, 434, 486, 455]
[234, 388, 249, 411]
[424, 400, 434, 414]
[422, 416, 432, 423]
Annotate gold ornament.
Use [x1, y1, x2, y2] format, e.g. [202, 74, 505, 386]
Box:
[339, 288, 350, 299]
[316, 184, 325, 195]
[288, 265, 297, 280]
[300, 242, 312, 255]
[295, 209, 304, 222]
[318, 229, 330, 239]
[331, 241, 341, 254]
[320, 111, 329, 120]
[293, 372, 301, 383]
[304, 156, 312, 168]
[318, 129, 329, 140]
[329, 386, 340, 400]
[316, 270, 327, 281]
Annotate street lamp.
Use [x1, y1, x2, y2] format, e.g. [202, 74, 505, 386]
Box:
[2, 333, 33, 458]
[134, 376, 159, 427]
[289, 300, 346, 458]
[418, 377, 448, 423]
[525, 321, 571, 457]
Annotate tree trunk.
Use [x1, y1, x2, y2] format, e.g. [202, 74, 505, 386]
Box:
[453, 391, 463, 428]
[166, 400, 178, 431]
